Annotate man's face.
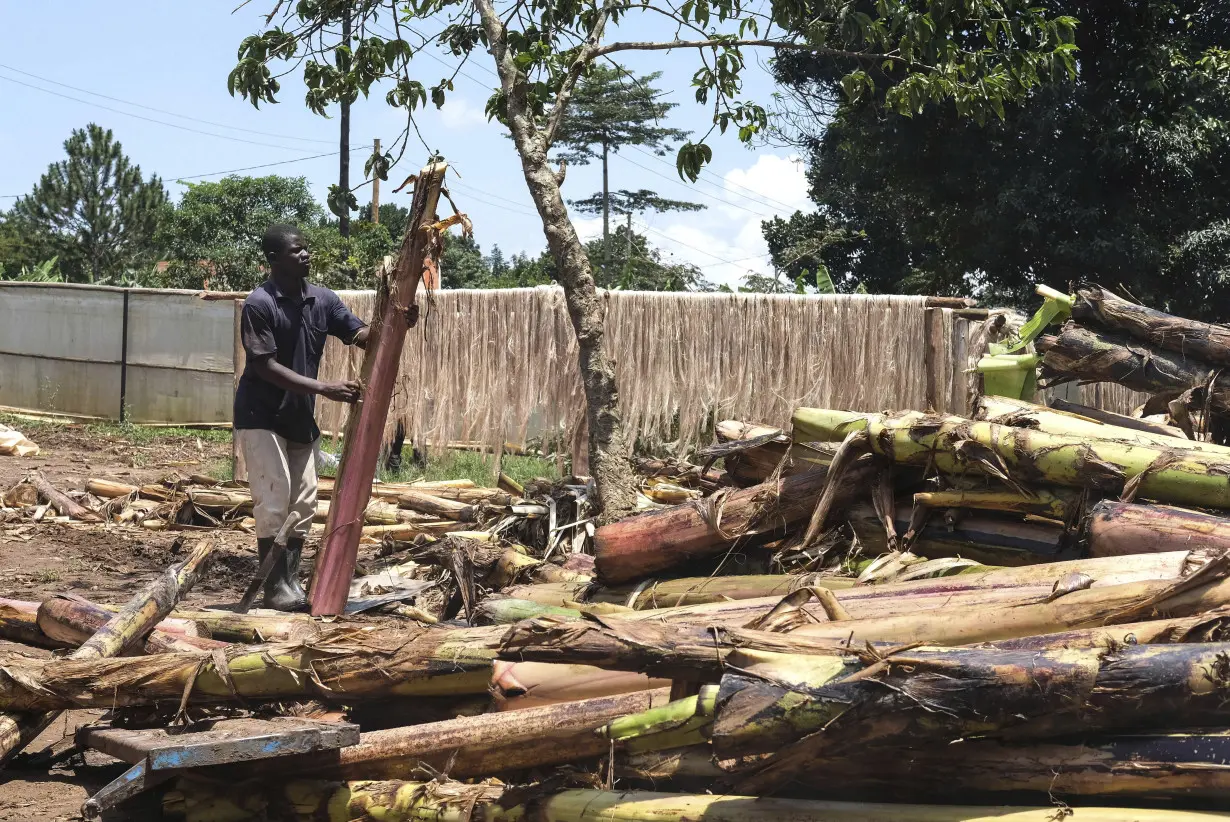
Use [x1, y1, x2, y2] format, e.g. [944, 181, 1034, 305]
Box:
[273, 234, 311, 278]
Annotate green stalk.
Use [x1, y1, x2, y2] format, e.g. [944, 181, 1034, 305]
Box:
[794, 408, 1230, 509]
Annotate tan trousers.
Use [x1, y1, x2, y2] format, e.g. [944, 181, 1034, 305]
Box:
[237, 429, 317, 542]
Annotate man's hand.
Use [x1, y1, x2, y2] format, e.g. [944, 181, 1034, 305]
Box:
[319, 380, 361, 403]
[406, 303, 420, 328]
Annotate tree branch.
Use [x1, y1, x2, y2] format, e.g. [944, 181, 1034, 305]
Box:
[589, 38, 912, 66]
[541, 0, 619, 150]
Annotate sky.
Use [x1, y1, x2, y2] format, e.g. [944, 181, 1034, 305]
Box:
[0, 1, 816, 288]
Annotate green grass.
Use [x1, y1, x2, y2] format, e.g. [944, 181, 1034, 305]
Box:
[0, 412, 231, 446]
[376, 449, 559, 487]
[203, 458, 235, 482]
[3, 410, 556, 489]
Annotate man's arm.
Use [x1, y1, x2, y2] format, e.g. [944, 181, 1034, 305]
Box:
[250, 356, 359, 403]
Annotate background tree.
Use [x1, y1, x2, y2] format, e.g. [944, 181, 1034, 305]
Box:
[305, 219, 398, 289]
[11, 124, 166, 283]
[554, 66, 697, 265]
[765, 1, 1230, 316]
[572, 190, 709, 290]
[158, 174, 321, 290]
[232, 0, 1079, 518]
[358, 202, 411, 243]
[440, 231, 491, 287]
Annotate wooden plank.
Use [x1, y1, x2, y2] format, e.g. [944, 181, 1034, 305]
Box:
[922, 307, 946, 412]
[82, 717, 358, 769]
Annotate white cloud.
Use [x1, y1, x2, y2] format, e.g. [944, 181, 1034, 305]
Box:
[642, 152, 813, 289]
[438, 97, 488, 130]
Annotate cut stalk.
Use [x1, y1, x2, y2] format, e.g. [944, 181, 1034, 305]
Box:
[0, 537, 216, 765]
[1037, 321, 1230, 413]
[977, 394, 1230, 455]
[1074, 283, 1230, 367]
[221, 688, 673, 781]
[720, 641, 1230, 794]
[593, 462, 877, 585]
[1088, 499, 1230, 559]
[795, 407, 1230, 509]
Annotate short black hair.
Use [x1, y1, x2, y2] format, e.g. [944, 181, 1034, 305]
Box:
[262, 224, 304, 257]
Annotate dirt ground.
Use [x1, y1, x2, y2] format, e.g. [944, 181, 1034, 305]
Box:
[0, 423, 265, 821]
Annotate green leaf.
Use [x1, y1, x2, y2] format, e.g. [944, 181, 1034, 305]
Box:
[813, 265, 836, 294]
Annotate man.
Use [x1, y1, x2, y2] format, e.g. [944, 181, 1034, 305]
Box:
[234, 224, 417, 610]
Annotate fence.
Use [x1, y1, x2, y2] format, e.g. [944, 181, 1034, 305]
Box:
[0, 281, 1140, 444]
[0, 282, 235, 424]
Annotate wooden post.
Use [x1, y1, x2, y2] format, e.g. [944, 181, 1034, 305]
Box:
[371, 138, 381, 223]
[308, 162, 448, 616]
[232, 299, 247, 483]
[118, 289, 130, 422]
[922, 307, 945, 412]
[571, 412, 590, 479]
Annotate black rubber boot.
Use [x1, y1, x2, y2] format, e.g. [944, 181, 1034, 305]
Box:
[284, 536, 308, 601]
[259, 537, 307, 612]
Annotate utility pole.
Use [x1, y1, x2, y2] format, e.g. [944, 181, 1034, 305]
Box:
[338, 10, 352, 238]
[371, 138, 381, 224]
[625, 211, 633, 275]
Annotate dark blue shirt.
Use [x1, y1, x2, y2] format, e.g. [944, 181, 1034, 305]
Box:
[233, 279, 366, 443]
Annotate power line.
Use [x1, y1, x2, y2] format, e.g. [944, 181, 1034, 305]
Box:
[613, 151, 778, 220]
[0, 63, 336, 146]
[449, 180, 767, 269]
[170, 146, 366, 181]
[0, 74, 310, 152]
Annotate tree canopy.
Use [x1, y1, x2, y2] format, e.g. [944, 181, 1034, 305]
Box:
[230, 0, 1083, 516]
[766, 1, 1230, 316]
[9, 124, 167, 284]
[158, 174, 320, 290]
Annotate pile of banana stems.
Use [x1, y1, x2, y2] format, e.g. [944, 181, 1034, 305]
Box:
[14, 286, 1230, 819]
[0, 474, 536, 542]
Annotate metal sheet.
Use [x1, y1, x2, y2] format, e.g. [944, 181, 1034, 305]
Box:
[125, 365, 233, 424]
[0, 285, 123, 362]
[126, 291, 233, 373]
[0, 352, 122, 418]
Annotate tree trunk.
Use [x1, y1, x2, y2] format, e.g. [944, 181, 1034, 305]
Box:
[1087, 499, 1230, 559]
[1049, 396, 1187, 438]
[491, 661, 664, 706]
[309, 161, 447, 616]
[849, 502, 1067, 566]
[499, 560, 1230, 670]
[166, 784, 1220, 822]
[602, 142, 611, 266]
[624, 732, 1230, 804]
[474, 0, 638, 522]
[1037, 321, 1230, 413]
[3, 598, 317, 643]
[976, 394, 1230, 455]
[1074, 284, 1230, 367]
[712, 420, 830, 485]
[398, 490, 478, 522]
[0, 599, 67, 650]
[506, 549, 1188, 624]
[0, 624, 505, 712]
[36, 595, 226, 654]
[720, 641, 1230, 794]
[496, 603, 1230, 683]
[29, 471, 100, 522]
[593, 461, 876, 585]
[794, 408, 1230, 509]
[0, 538, 216, 765]
[218, 689, 672, 782]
